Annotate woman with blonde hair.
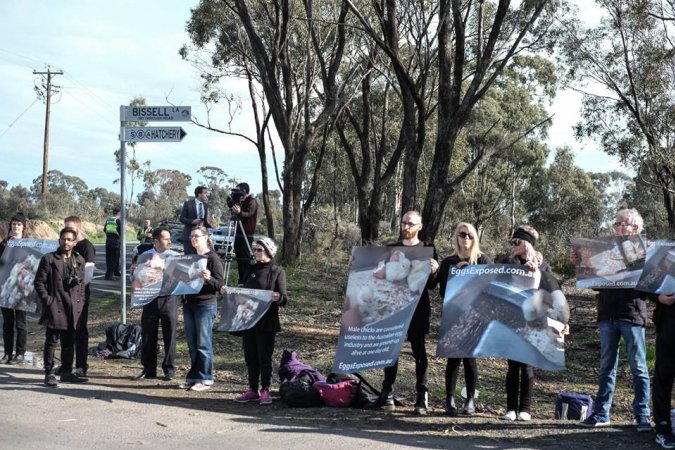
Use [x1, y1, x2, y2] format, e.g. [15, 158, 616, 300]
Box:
[437, 222, 492, 415]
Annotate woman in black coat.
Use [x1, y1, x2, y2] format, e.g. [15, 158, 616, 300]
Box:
[438, 222, 492, 416]
[225, 237, 288, 406]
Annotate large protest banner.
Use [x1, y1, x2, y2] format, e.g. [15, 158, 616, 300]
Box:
[217, 287, 273, 332]
[436, 264, 569, 371]
[635, 241, 675, 294]
[130, 253, 206, 307]
[571, 235, 648, 289]
[0, 239, 58, 312]
[332, 246, 432, 374]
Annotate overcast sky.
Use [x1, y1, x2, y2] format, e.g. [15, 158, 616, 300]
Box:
[0, 1, 623, 202]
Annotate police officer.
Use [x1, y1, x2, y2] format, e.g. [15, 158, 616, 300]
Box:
[104, 207, 121, 281]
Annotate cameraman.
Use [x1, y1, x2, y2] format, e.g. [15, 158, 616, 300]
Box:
[230, 182, 258, 283]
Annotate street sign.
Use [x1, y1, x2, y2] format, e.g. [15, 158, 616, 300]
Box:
[121, 105, 191, 122]
[120, 126, 187, 142]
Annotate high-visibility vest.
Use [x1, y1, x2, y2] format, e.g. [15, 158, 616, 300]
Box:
[104, 217, 119, 235]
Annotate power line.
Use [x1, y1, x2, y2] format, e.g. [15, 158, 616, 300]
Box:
[0, 98, 39, 139]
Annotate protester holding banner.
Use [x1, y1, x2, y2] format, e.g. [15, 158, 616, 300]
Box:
[501, 225, 549, 422]
[370, 211, 439, 415]
[0, 213, 29, 365]
[182, 226, 224, 392]
[131, 227, 180, 383]
[34, 227, 87, 387]
[437, 222, 492, 416]
[579, 209, 651, 432]
[227, 237, 287, 406]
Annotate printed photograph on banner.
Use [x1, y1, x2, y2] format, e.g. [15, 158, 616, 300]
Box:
[217, 287, 274, 332]
[635, 241, 675, 294]
[332, 245, 433, 374]
[131, 253, 206, 307]
[436, 264, 569, 371]
[0, 239, 59, 312]
[571, 235, 648, 289]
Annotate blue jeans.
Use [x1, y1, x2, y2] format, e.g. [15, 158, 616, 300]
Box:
[183, 302, 217, 384]
[593, 320, 650, 420]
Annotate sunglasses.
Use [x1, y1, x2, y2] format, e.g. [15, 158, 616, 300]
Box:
[613, 222, 634, 228]
[253, 247, 265, 253]
[401, 221, 420, 228]
[511, 238, 522, 246]
[458, 231, 474, 240]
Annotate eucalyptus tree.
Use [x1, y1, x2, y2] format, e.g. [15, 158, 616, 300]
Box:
[183, 0, 354, 263]
[346, 0, 569, 242]
[562, 0, 675, 234]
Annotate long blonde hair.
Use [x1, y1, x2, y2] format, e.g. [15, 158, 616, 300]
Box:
[452, 222, 483, 264]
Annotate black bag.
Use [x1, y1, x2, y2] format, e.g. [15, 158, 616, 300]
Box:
[279, 372, 324, 407]
[555, 391, 594, 420]
[99, 323, 143, 359]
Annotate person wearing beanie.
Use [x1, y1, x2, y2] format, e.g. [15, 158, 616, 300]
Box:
[224, 236, 287, 406]
[500, 224, 548, 422]
[0, 213, 29, 364]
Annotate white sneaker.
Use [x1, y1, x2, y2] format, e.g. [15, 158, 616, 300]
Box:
[502, 410, 517, 421]
[517, 411, 531, 421]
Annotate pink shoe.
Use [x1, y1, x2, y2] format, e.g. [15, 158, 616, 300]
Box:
[235, 389, 260, 403]
[259, 389, 272, 405]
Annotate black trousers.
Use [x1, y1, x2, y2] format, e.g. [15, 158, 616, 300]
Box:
[242, 327, 276, 391]
[506, 360, 533, 413]
[105, 236, 120, 277]
[234, 234, 253, 284]
[653, 314, 675, 434]
[44, 326, 75, 375]
[446, 357, 478, 398]
[75, 291, 90, 371]
[382, 333, 428, 393]
[140, 296, 178, 375]
[1, 307, 27, 357]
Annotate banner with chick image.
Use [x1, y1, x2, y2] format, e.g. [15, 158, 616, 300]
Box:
[436, 264, 569, 371]
[333, 246, 433, 374]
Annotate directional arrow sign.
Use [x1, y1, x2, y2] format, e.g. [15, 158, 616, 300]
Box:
[121, 105, 192, 122]
[121, 126, 187, 142]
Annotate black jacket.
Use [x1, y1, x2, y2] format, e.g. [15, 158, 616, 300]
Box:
[438, 253, 493, 298]
[243, 261, 288, 333]
[597, 288, 648, 326]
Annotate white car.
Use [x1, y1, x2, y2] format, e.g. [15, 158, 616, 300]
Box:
[209, 225, 235, 254]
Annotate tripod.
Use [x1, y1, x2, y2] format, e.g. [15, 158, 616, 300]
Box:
[221, 217, 253, 287]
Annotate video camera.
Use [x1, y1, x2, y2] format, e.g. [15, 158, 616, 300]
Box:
[226, 187, 246, 209]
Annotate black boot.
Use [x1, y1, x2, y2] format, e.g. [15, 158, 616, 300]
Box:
[445, 395, 458, 416]
[372, 387, 395, 411]
[462, 396, 476, 415]
[414, 391, 428, 415]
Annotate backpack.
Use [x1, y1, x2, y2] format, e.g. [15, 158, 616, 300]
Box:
[555, 391, 593, 420]
[98, 323, 143, 359]
[313, 380, 358, 407]
[279, 372, 324, 407]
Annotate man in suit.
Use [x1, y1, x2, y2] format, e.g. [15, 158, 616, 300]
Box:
[180, 186, 212, 254]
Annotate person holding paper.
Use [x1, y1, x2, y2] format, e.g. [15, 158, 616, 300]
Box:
[501, 225, 548, 422]
[62, 216, 95, 376]
[580, 208, 651, 432]
[181, 226, 224, 392]
[0, 212, 29, 365]
[226, 237, 287, 405]
[437, 222, 492, 416]
[131, 227, 180, 382]
[370, 211, 439, 415]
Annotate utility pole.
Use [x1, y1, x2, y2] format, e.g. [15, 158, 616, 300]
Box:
[33, 66, 63, 195]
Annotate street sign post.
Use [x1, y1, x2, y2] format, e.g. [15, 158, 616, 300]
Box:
[120, 126, 187, 142]
[118, 104, 191, 324]
[121, 105, 191, 122]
